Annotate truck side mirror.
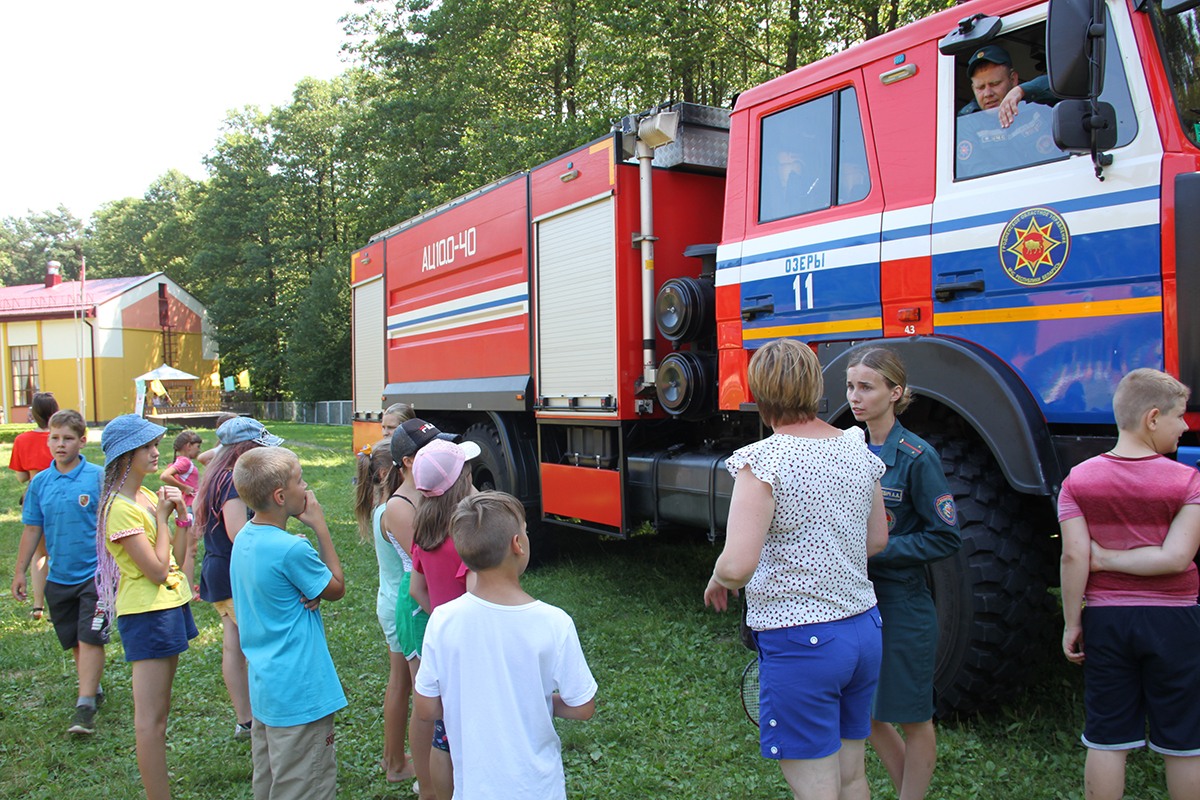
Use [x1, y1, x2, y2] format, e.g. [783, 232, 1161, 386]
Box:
[1048, 0, 1115, 179]
[938, 13, 1003, 55]
[1163, 0, 1200, 13]
[1053, 100, 1118, 151]
[1046, 0, 1106, 99]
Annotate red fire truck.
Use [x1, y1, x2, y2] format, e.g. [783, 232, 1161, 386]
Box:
[350, 0, 1200, 714]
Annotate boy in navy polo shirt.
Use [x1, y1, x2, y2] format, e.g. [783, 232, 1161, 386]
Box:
[229, 447, 346, 800]
[10, 409, 106, 735]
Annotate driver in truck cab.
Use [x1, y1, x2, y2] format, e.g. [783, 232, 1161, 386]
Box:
[958, 45, 1057, 128]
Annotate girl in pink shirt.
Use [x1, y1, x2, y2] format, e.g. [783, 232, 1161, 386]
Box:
[409, 439, 481, 617]
[160, 430, 204, 589]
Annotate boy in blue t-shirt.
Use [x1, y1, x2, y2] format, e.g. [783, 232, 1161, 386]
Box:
[229, 446, 346, 800]
[9, 409, 105, 735]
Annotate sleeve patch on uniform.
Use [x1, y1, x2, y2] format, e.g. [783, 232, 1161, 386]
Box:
[935, 494, 957, 526]
[881, 487, 904, 504]
[885, 508, 896, 531]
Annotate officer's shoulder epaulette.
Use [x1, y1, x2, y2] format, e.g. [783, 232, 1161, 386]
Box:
[897, 437, 925, 457]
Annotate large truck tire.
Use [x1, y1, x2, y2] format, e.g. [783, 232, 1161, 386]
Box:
[921, 434, 1058, 718]
[463, 422, 512, 493]
[461, 420, 556, 565]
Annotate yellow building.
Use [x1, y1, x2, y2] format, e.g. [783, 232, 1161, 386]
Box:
[0, 268, 217, 424]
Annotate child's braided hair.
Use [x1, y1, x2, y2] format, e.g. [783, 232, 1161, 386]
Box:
[94, 453, 133, 617]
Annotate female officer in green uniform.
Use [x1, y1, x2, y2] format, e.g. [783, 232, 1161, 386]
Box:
[846, 347, 961, 800]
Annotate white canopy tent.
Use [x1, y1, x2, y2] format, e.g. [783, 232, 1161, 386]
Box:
[135, 365, 200, 382]
[134, 365, 201, 416]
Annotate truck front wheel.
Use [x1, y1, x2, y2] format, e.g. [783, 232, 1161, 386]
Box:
[463, 422, 511, 493]
[922, 435, 1059, 718]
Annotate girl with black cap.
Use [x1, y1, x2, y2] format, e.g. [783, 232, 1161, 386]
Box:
[384, 418, 465, 800]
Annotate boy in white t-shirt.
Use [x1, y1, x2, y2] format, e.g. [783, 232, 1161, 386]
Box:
[414, 491, 597, 800]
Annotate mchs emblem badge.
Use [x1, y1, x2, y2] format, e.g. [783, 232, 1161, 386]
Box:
[935, 494, 957, 527]
[999, 206, 1070, 287]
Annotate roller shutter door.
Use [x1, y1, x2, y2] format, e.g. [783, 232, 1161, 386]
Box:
[537, 198, 617, 405]
[352, 277, 384, 413]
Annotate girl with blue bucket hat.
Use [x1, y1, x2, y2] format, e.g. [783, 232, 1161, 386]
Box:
[95, 414, 196, 800]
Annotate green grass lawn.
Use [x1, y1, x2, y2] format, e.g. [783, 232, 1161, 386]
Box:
[0, 422, 1175, 798]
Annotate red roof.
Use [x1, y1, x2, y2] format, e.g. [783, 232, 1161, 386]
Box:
[0, 274, 156, 318]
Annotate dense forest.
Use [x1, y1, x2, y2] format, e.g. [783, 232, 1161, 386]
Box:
[0, 0, 955, 402]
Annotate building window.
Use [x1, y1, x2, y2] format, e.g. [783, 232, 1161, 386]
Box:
[10, 345, 39, 407]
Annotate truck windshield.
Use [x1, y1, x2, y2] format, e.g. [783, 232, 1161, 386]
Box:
[1147, 0, 1200, 148]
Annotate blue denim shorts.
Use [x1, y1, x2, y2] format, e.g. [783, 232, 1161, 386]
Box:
[117, 604, 198, 662]
[755, 607, 883, 760]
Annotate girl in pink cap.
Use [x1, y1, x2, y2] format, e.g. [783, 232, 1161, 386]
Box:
[409, 438, 480, 800]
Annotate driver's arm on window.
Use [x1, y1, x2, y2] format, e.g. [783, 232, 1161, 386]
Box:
[997, 85, 1026, 127]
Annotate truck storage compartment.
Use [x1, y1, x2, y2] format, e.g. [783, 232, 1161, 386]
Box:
[540, 463, 623, 529]
[535, 197, 619, 411]
[380, 174, 532, 410]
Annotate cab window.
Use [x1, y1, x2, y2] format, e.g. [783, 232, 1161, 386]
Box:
[953, 22, 1137, 180]
[759, 86, 870, 223]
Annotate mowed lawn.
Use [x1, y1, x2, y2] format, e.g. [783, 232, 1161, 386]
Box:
[0, 422, 1174, 799]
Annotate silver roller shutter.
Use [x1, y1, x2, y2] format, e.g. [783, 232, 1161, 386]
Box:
[536, 197, 617, 406]
[352, 276, 385, 413]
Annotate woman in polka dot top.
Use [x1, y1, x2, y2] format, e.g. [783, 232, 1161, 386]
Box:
[705, 339, 888, 800]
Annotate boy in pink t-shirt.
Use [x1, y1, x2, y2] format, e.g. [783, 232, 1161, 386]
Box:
[160, 430, 204, 588]
[1059, 368, 1200, 800]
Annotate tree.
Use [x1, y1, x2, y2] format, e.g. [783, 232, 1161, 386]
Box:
[0, 206, 86, 286]
[83, 170, 199, 282]
[86, 197, 158, 278]
[140, 170, 200, 286]
[191, 108, 288, 398]
[286, 251, 352, 402]
[191, 77, 368, 400]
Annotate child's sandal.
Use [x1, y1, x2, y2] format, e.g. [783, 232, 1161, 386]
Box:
[29, 607, 44, 620]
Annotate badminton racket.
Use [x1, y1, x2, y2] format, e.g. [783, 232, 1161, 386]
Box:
[740, 658, 760, 727]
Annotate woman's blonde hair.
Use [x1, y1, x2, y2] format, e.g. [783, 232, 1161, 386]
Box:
[748, 339, 823, 427]
[846, 347, 913, 415]
[383, 403, 414, 424]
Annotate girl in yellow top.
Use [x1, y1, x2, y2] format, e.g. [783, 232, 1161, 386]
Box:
[95, 415, 195, 800]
